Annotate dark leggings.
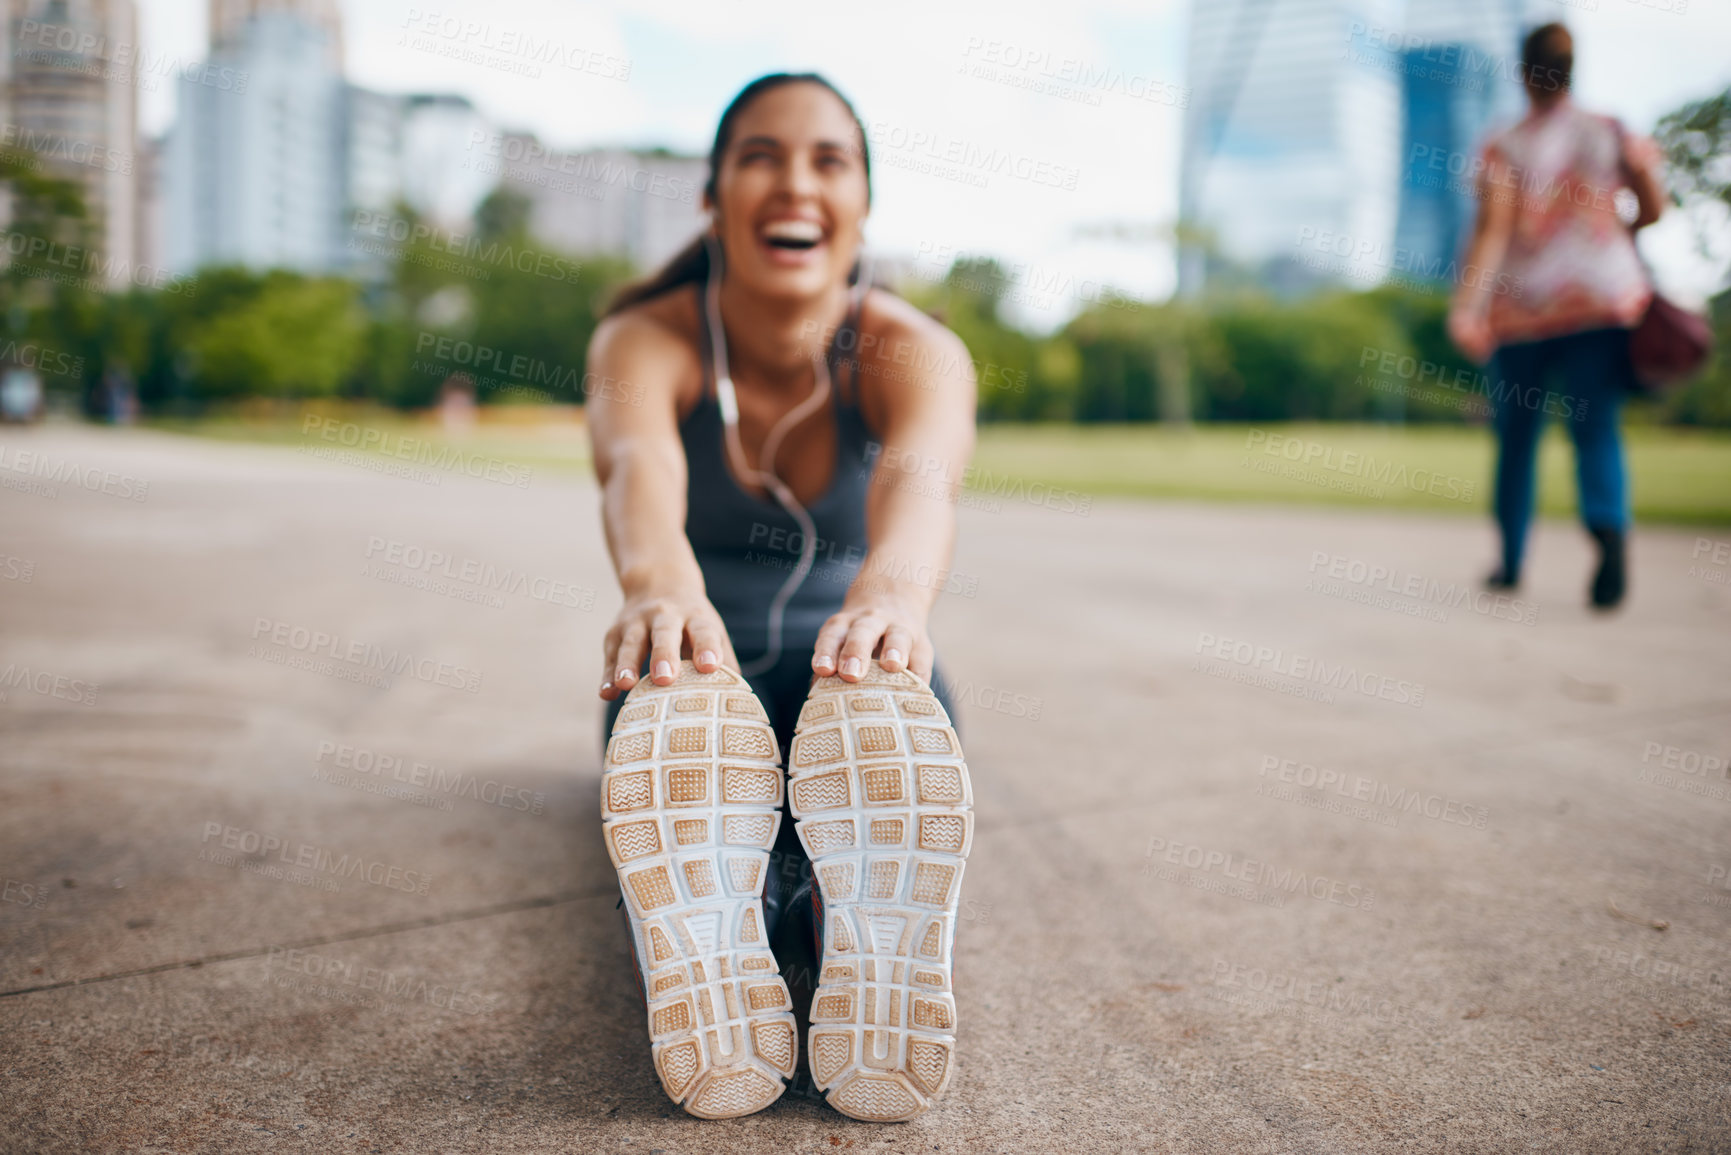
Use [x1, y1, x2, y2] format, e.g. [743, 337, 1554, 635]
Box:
[1489, 326, 1632, 579]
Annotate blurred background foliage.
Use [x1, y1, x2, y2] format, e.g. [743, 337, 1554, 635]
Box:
[3, 83, 1729, 427]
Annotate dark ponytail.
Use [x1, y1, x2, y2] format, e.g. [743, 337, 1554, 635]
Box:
[604, 72, 872, 317]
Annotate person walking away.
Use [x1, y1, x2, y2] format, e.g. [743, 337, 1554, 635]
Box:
[1448, 21, 1666, 609]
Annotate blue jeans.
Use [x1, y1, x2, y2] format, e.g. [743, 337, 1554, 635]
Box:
[1489, 327, 1632, 579]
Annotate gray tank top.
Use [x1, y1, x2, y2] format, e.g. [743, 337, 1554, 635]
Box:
[680, 297, 879, 667]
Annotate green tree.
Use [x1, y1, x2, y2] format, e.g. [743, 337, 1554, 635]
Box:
[183, 272, 367, 400]
[1651, 85, 1731, 427]
[1654, 86, 1731, 243]
[0, 147, 102, 401]
[360, 193, 632, 407]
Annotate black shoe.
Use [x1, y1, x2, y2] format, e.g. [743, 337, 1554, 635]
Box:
[1589, 526, 1627, 610]
[1485, 567, 1520, 590]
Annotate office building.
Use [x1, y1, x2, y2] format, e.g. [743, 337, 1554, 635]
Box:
[164, 10, 343, 274]
[493, 137, 706, 272]
[3, 0, 141, 287]
[396, 93, 497, 226]
[209, 0, 341, 67]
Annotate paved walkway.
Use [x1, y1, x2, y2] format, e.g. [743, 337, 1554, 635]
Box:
[2, 424, 1728, 1153]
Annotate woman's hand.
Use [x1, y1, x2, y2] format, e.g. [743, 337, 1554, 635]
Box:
[600, 588, 738, 700]
[812, 588, 933, 684]
[1448, 303, 1496, 365]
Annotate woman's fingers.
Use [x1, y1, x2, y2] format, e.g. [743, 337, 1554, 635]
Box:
[879, 623, 914, 672]
[811, 612, 853, 677]
[688, 612, 727, 674]
[613, 620, 648, 693]
[601, 599, 739, 700]
[599, 628, 623, 700]
[837, 614, 886, 681]
[814, 603, 931, 682]
[648, 611, 684, 684]
[908, 634, 936, 684]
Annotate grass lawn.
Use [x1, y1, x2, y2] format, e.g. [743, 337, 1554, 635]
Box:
[152, 410, 1731, 527]
[148, 407, 595, 481]
[970, 422, 1731, 526]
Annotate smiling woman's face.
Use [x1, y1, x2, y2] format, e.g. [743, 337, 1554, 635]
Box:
[709, 81, 870, 302]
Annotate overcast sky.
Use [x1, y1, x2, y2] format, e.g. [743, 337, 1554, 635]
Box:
[138, 0, 1731, 325]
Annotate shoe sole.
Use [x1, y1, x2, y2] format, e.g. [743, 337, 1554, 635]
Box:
[789, 667, 973, 1122]
[602, 661, 797, 1118]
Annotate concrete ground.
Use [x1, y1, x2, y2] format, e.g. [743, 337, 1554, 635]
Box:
[2, 423, 1729, 1154]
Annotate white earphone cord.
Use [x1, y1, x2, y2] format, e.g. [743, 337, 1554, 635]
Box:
[703, 234, 869, 677]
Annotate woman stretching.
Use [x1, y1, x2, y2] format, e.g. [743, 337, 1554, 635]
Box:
[588, 74, 977, 1122]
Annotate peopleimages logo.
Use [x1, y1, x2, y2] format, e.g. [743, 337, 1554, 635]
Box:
[957, 37, 1190, 109]
[798, 317, 1029, 393]
[1358, 346, 1582, 420]
[265, 946, 499, 1016]
[0, 229, 196, 294]
[1257, 755, 1488, 829]
[0, 123, 132, 173]
[1634, 740, 1730, 801]
[1, 878, 49, 909]
[0, 663, 99, 707]
[1344, 22, 1568, 94]
[1295, 226, 1523, 298]
[403, 11, 632, 80]
[1194, 631, 1426, 708]
[862, 442, 1092, 516]
[1691, 538, 1731, 587]
[1243, 430, 1476, 503]
[1143, 836, 1376, 910]
[13, 21, 251, 93]
[249, 617, 482, 694]
[0, 338, 83, 379]
[199, 823, 431, 894]
[1207, 959, 1443, 1029]
[864, 119, 1081, 191]
[412, 333, 641, 406]
[1306, 550, 1538, 626]
[913, 240, 1138, 314]
[0, 445, 149, 501]
[314, 741, 545, 815]
[351, 211, 582, 282]
[362, 536, 596, 611]
[462, 133, 692, 202]
[299, 414, 532, 488]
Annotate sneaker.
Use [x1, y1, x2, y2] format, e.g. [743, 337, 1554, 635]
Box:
[788, 666, 973, 1122]
[601, 660, 797, 1117]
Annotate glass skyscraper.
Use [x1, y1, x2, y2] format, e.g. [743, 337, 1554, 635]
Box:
[1179, 0, 1536, 296]
[1392, 0, 1531, 282]
[1178, 0, 1403, 296]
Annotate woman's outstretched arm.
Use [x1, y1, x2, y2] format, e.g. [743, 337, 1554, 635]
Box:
[1448, 145, 1519, 364]
[587, 310, 738, 699]
[811, 298, 978, 685]
[1621, 130, 1667, 230]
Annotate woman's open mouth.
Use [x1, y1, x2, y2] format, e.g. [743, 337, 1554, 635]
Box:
[757, 219, 827, 266]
